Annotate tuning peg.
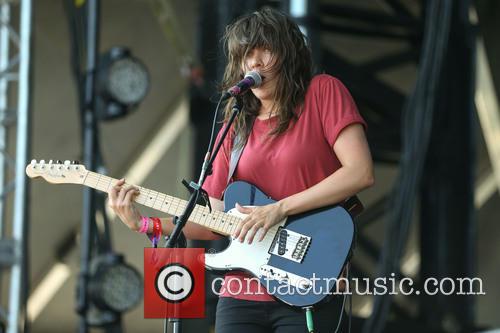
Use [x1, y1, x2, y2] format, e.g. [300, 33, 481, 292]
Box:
[64, 160, 70, 166]
[49, 160, 53, 164]
[40, 160, 45, 164]
[71, 160, 80, 165]
[31, 159, 36, 165]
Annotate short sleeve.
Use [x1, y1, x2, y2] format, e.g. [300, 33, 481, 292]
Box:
[314, 75, 367, 147]
[202, 124, 233, 200]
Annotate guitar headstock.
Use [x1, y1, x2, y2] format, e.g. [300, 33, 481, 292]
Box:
[26, 160, 88, 184]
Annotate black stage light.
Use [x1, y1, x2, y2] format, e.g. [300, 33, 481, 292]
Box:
[88, 253, 142, 318]
[96, 46, 150, 121]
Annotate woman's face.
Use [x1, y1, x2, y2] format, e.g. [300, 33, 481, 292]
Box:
[241, 47, 278, 102]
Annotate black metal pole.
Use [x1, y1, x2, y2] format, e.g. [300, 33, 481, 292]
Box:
[163, 99, 242, 333]
[75, 0, 100, 332]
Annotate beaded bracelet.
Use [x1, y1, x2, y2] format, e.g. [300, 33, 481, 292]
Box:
[138, 216, 149, 234]
[151, 217, 162, 248]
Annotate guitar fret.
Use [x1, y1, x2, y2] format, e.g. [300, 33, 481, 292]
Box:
[96, 174, 103, 190]
[226, 215, 235, 233]
[220, 214, 229, 233]
[82, 171, 90, 186]
[89, 174, 99, 188]
[95, 174, 103, 189]
[205, 210, 212, 228]
[224, 214, 232, 233]
[166, 196, 176, 213]
[170, 197, 178, 215]
[101, 175, 111, 192]
[174, 198, 184, 217]
[148, 190, 155, 208]
[152, 190, 159, 209]
[160, 194, 170, 212]
[156, 193, 166, 211]
[199, 208, 207, 227]
[155, 192, 162, 210]
[85, 172, 97, 188]
[203, 209, 212, 228]
[106, 177, 113, 191]
[228, 215, 237, 233]
[210, 212, 219, 230]
[209, 211, 218, 229]
[196, 211, 205, 227]
[229, 216, 238, 234]
[149, 190, 158, 208]
[192, 206, 202, 225]
[205, 210, 213, 229]
[216, 212, 224, 229]
[227, 216, 233, 234]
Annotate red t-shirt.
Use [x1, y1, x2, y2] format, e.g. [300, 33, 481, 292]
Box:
[204, 74, 366, 301]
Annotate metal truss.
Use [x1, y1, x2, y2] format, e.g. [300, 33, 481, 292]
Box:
[0, 0, 32, 332]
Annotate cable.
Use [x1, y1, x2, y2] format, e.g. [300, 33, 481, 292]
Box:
[363, 1, 453, 332]
[304, 263, 349, 333]
[303, 290, 347, 333]
[333, 263, 349, 333]
[348, 264, 352, 333]
[305, 307, 315, 333]
[349, 291, 352, 333]
[197, 94, 225, 184]
[205, 94, 225, 156]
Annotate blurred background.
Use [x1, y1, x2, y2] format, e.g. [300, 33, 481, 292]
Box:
[0, 0, 499, 332]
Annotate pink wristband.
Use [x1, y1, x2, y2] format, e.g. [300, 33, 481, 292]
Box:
[138, 216, 149, 233]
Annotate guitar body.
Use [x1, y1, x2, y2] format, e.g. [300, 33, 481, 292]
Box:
[205, 181, 354, 307]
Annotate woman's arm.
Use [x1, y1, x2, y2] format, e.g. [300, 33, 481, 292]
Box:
[280, 123, 374, 214]
[234, 123, 374, 244]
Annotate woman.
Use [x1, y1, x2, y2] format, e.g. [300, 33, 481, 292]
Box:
[108, 7, 374, 333]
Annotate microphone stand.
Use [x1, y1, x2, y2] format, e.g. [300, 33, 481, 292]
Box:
[76, 1, 100, 332]
[163, 97, 242, 333]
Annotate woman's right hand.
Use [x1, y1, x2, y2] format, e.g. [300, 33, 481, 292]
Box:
[108, 178, 142, 231]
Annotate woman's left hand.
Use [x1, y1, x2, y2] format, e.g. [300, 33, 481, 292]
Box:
[233, 202, 287, 244]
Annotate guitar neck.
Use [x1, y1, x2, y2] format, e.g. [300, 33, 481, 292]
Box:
[83, 171, 237, 236]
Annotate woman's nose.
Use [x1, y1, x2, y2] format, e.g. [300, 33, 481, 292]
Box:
[248, 59, 262, 71]
[247, 52, 263, 70]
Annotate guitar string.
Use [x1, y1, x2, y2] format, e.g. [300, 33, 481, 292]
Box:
[87, 173, 304, 246]
[85, 172, 241, 234]
[84, 172, 307, 244]
[86, 173, 303, 246]
[82, 173, 305, 250]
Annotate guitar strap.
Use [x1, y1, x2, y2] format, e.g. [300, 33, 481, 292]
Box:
[227, 131, 246, 185]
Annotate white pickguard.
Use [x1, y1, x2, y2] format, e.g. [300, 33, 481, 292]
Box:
[205, 207, 287, 277]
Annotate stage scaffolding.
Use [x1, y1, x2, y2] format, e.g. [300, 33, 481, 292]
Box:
[0, 0, 32, 332]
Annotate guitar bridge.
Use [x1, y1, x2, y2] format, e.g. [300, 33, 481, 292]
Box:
[269, 227, 311, 263]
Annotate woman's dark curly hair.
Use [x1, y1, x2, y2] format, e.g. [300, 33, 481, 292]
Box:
[221, 7, 313, 145]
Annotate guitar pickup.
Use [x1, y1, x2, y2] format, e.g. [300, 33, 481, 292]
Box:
[269, 227, 311, 263]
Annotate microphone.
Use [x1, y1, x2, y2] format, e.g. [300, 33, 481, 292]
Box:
[222, 71, 262, 100]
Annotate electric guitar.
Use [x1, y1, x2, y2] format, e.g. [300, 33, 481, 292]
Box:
[26, 159, 354, 307]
